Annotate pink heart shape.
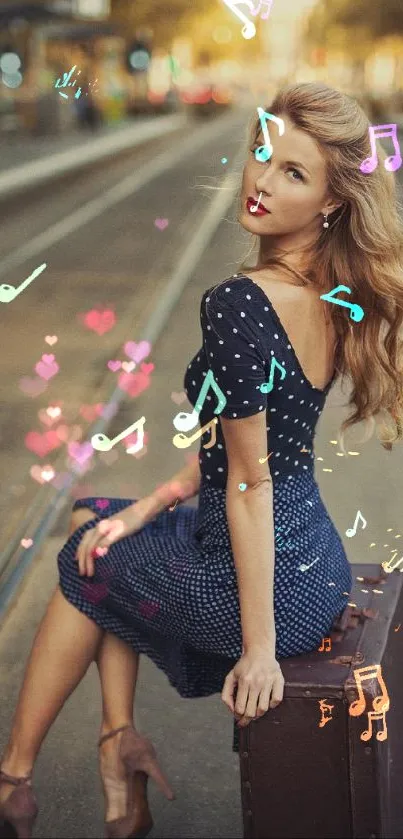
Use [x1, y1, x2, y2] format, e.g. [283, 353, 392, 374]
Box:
[124, 341, 151, 363]
[171, 391, 187, 405]
[154, 218, 169, 231]
[82, 308, 116, 336]
[138, 600, 160, 619]
[67, 441, 93, 465]
[140, 362, 154, 376]
[45, 335, 58, 346]
[21, 538, 33, 549]
[30, 464, 55, 484]
[122, 361, 135, 373]
[81, 581, 109, 605]
[95, 499, 110, 510]
[118, 371, 150, 398]
[79, 403, 104, 422]
[25, 430, 62, 458]
[19, 377, 48, 398]
[107, 360, 121, 372]
[35, 355, 59, 381]
[38, 407, 61, 427]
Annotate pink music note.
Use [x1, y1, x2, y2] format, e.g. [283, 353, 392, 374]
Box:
[251, 0, 273, 19]
[360, 124, 402, 174]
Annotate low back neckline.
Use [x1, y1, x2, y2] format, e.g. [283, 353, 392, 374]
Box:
[234, 274, 337, 395]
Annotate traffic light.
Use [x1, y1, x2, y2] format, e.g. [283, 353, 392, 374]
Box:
[127, 40, 151, 73]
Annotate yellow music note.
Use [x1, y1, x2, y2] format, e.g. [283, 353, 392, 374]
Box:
[382, 553, 403, 573]
[0, 263, 47, 304]
[318, 637, 331, 652]
[173, 418, 218, 450]
[91, 416, 146, 453]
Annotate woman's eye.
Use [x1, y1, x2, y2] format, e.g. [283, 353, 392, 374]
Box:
[287, 167, 304, 181]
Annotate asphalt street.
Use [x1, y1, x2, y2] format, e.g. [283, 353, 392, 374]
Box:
[0, 106, 403, 837]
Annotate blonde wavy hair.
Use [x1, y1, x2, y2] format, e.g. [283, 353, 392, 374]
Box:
[242, 82, 403, 452]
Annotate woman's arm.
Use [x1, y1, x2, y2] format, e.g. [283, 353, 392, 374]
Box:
[226, 479, 275, 653]
[220, 412, 276, 652]
[129, 455, 201, 527]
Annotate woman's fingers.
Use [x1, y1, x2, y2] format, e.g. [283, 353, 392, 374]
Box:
[269, 671, 285, 709]
[221, 669, 237, 713]
[237, 688, 259, 727]
[234, 682, 250, 720]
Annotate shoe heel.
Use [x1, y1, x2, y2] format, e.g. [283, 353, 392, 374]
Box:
[120, 731, 175, 801]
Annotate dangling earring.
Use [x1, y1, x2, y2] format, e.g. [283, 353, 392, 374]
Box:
[323, 212, 329, 229]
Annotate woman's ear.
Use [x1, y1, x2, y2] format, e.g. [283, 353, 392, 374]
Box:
[323, 199, 345, 216]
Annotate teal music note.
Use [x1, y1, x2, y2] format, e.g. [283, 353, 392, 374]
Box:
[173, 370, 227, 433]
[255, 107, 285, 162]
[260, 357, 286, 394]
[320, 285, 364, 323]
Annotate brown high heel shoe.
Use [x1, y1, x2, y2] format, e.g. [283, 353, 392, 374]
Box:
[0, 769, 38, 839]
[99, 724, 175, 839]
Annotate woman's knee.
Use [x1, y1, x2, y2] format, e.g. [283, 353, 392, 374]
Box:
[69, 506, 98, 536]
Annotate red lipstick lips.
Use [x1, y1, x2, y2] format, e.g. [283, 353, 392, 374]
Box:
[246, 196, 269, 216]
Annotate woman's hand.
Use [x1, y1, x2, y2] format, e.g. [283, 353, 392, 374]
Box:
[75, 505, 144, 577]
[221, 645, 285, 727]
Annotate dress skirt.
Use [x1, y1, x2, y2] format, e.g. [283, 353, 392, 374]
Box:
[57, 473, 352, 753]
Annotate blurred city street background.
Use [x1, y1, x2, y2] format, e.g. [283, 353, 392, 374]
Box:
[0, 0, 403, 836]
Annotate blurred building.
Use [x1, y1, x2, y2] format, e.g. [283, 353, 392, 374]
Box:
[0, 0, 132, 135]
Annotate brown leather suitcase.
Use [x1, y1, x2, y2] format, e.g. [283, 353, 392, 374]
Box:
[239, 563, 403, 839]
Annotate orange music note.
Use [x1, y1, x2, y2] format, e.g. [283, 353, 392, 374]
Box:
[318, 637, 332, 652]
[318, 699, 334, 728]
[361, 709, 388, 742]
[348, 664, 390, 744]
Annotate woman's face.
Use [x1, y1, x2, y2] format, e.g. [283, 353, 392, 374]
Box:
[239, 115, 335, 244]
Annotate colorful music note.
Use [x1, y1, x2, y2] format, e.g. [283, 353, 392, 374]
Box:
[55, 65, 76, 89]
[173, 370, 226, 432]
[250, 191, 263, 213]
[382, 553, 403, 573]
[258, 452, 273, 464]
[260, 357, 286, 394]
[173, 417, 218, 450]
[348, 664, 390, 721]
[320, 284, 364, 323]
[318, 698, 334, 728]
[318, 637, 332, 652]
[251, 0, 273, 19]
[345, 510, 367, 538]
[221, 0, 256, 39]
[360, 124, 402, 174]
[91, 416, 146, 453]
[0, 263, 47, 304]
[361, 709, 388, 742]
[255, 107, 285, 162]
[299, 557, 320, 572]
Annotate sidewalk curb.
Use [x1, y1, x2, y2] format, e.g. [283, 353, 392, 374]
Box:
[0, 114, 187, 200]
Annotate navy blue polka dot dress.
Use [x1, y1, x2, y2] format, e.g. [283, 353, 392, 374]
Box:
[57, 274, 352, 753]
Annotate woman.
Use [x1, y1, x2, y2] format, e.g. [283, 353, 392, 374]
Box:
[1, 81, 403, 839]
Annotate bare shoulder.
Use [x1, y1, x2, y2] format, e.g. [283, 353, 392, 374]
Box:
[244, 268, 320, 325]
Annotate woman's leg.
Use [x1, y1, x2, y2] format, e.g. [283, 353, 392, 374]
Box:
[68, 509, 146, 823]
[0, 585, 104, 801]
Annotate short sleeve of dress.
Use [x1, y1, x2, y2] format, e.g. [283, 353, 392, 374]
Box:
[200, 281, 268, 419]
